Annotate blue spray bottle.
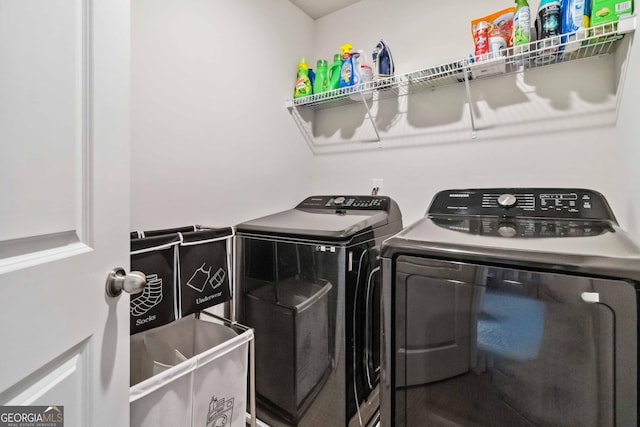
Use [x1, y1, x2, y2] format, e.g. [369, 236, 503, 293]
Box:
[338, 43, 356, 88]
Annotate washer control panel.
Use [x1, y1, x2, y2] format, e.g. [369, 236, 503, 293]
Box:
[296, 195, 388, 211]
[428, 188, 616, 221]
[431, 216, 613, 238]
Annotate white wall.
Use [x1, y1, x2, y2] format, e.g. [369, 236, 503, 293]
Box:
[307, 0, 633, 226]
[131, 0, 637, 234]
[130, 0, 315, 230]
[616, 32, 640, 239]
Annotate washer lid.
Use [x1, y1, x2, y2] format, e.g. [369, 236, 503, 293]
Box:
[236, 195, 401, 241]
[381, 215, 640, 281]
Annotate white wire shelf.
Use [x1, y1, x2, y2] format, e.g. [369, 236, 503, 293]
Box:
[285, 16, 636, 112]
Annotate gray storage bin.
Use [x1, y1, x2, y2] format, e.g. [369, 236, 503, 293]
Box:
[245, 278, 332, 421]
[130, 316, 253, 427]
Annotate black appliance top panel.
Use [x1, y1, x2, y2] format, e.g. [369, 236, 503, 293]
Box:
[430, 217, 614, 239]
[428, 188, 616, 222]
[236, 195, 402, 241]
[296, 195, 390, 211]
[381, 215, 640, 281]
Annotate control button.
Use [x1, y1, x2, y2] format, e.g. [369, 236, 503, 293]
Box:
[334, 196, 346, 206]
[497, 193, 517, 208]
[498, 224, 517, 238]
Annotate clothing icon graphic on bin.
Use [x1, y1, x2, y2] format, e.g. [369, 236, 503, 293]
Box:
[208, 268, 226, 290]
[130, 274, 163, 316]
[206, 396, 234, 427]
[187, 263, 227, 292]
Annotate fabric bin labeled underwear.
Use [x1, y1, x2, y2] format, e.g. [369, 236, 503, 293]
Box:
[130, 233, 181, 335]
[129, 315, 252, 427]
[178, 227, 233, 317]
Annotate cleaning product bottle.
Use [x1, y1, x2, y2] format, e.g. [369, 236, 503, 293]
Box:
[313, 59, 329, 94]
[535, 0, 561, 64]
[338, 44, 355, 88]
[293, 58, 312, 98]
[308, 68, 315, 93]
[328, 53, 342, 90]
[561, 0, 591, 54]
[512, 0, 531, 54]
[347, 50, 369, 101]
[352, 50, 373, 101]
[356, 50, 373, 85]
[372, 39, 395, 78]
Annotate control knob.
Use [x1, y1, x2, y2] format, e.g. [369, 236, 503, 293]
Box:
[334, 196, 346, 206]
[498, 224, 518, 238]
[497, 193, 517, 209]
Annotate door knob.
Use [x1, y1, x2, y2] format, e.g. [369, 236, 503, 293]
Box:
[105, 268, 147, 297]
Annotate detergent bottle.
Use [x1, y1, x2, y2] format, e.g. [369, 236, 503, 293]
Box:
[293, 58, 312, 98]
[338, 44, 356, 88]
[313, 59, 329, 94]
[328, 53, 342, 90]
[356, 50, 373, 85]
[350, 50, 372, 101]
[561, 0, 591, 54]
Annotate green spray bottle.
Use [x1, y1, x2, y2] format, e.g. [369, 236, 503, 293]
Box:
[293, 58, 312, 98]
[328, 53, 342, 90]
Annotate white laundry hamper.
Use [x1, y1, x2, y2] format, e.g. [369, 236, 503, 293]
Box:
[130, 315, 253, 427]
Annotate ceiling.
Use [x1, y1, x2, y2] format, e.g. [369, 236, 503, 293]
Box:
[288, 0, 361, 19]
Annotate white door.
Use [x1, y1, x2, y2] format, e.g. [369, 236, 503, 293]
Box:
[0, 0, 132, 426]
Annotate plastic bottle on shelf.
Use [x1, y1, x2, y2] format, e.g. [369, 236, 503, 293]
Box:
[356, 50, 373, 84]
[328, 53, 342, 90]
[338, 43, 356, 88]
[308, 68, 315, 93]
[350, 50, 373, 101]
[561, 0, 591, 55]
[313, 59, 329, 94]
[534, 0, 562, 64]
[293, 58, 312, 98]
[512, 0, 531, 63]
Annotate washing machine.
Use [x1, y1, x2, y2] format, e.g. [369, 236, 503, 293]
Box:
[380, 188, 640, 427]
[235, 195, 403, 426]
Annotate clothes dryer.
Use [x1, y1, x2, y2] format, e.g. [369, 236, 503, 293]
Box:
[236, 195, 402, 426]
[380, 188, 640, 427]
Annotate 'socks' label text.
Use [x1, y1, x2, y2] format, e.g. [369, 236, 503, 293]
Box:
[136, 314, 156, 326]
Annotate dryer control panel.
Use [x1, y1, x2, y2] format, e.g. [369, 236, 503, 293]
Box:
[428, 188, 616, 222]
[296, 195, 389, 211]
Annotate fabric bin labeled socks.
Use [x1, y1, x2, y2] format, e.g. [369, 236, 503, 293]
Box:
[130, 225, 234, 335]
[130, 233, 181, 335]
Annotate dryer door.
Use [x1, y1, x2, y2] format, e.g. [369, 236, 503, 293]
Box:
[389, 256, 637, 427]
